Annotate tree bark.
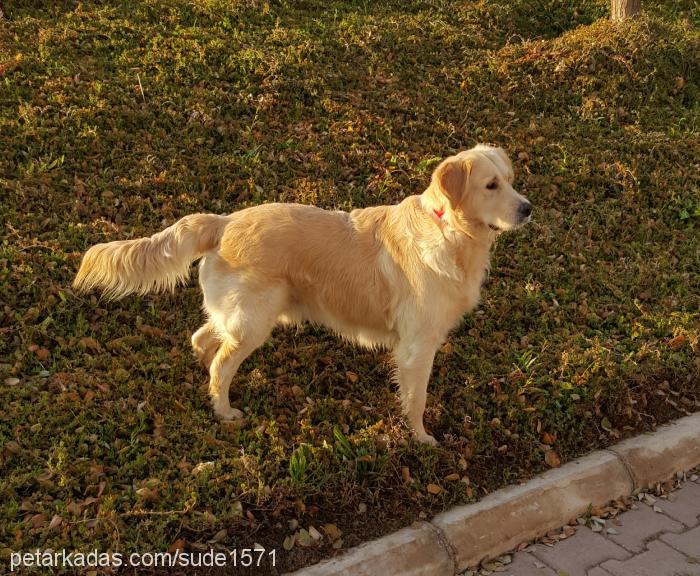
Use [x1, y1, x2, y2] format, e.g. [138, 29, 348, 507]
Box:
[611, 0, 641, 20]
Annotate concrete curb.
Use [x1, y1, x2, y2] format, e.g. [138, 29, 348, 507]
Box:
[288, 522, 454, 576]
[607, 413, 700, 490]
[433, 450, 631, 571]
[287, 412, 700, 575]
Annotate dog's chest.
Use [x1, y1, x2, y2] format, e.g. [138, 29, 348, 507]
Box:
[440, 267, 485, 311]
[443, 248, 491, 317]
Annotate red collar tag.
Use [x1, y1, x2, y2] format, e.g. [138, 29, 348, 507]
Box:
[434, 208, 445, 219]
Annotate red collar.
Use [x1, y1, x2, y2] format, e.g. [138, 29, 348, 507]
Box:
[433, 208, 445, 219]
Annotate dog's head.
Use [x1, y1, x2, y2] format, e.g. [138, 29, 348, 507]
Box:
[425, 144, 532, 233]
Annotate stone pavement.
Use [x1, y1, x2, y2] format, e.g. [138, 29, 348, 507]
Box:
[497, 474, 700, 576]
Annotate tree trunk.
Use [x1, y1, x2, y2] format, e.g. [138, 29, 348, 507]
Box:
[611, 0, 641, 19]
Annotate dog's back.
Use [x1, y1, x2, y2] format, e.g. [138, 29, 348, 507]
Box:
[213, 202, 406, 347]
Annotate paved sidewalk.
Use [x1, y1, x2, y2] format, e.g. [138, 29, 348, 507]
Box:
[492, 474, 700, 576]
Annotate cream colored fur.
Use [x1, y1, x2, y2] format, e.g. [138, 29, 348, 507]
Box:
[74, 144, 532, 444]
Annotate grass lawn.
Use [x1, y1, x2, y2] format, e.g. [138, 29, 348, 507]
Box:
[1, 0, 698, 573]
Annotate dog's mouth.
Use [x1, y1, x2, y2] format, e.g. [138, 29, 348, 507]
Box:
[489, 214, 532, 233]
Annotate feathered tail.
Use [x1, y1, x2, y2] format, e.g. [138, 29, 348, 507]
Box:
[73, 213, 230, 299]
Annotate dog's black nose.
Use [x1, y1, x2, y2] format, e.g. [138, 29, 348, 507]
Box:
[519, 202, 533, 218]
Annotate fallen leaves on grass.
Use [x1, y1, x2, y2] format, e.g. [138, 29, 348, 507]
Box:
[1, 3, 698, 574]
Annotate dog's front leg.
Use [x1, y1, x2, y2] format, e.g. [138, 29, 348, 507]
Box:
[394, 339, 440, 445]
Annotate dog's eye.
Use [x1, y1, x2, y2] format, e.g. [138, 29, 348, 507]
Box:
[486, 181, 498, 190]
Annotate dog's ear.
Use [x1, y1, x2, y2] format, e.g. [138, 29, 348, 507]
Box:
[432, 157, 471, 209]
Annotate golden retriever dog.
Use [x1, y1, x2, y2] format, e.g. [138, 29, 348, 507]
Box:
[74, 144, 532, 444]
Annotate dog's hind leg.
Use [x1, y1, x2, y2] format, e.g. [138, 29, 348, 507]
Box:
[191, 321, 220, 370]
[206, 286, 286, 420]
[393, 338, 441, 445]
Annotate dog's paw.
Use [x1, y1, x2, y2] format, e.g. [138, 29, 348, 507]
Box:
[215, 406, 245, 421]
[415, 433, 438, 446]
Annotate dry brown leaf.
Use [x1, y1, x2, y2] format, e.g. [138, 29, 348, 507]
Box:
[135, 487, 159, 502]
[4, 440, 20, 454]
[66, 501, 82, 516]
[427, 483, 442, 495]
[89, 463, 105, 480]
[139, 324, 166, 339]
[168, 539, 186, 552]
[80, 337, 102, 352]
[28, 514, 47, 528]
[323, 523, 342, 541]
[542, 432, 556, 445]
[667, 334, 688, 350]
[545, 450, 561, 468]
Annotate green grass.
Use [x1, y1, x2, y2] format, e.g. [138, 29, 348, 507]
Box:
[1, 0, 699, 573]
